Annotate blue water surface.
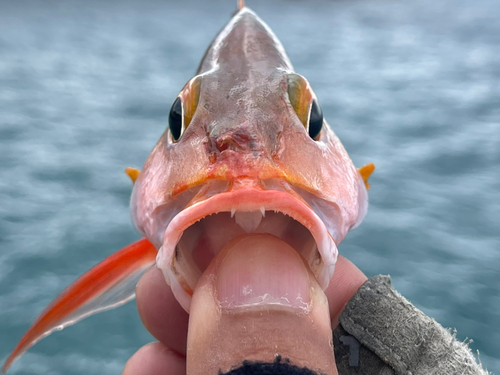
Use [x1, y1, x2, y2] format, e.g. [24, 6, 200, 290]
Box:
[0, 0, 499, 373]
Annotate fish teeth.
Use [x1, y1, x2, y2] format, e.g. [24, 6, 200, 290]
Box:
[231, 207, 236, 218]
[260, 206, 266, 217]
[234, 211, 264, 233]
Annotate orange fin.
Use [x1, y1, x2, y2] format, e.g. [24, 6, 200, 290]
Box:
[237, 0, 245, 11]
[125, 167, 140, 183]
[2, 238, 156, 373]
[358, 163, 375, 189]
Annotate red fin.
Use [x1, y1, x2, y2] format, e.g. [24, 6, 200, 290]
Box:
[3, 238, 156, 373]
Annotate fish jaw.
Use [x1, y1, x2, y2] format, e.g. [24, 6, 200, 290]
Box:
[155, 179, 338, 313]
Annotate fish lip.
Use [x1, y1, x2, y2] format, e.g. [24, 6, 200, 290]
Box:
[157, 186, 338, 312]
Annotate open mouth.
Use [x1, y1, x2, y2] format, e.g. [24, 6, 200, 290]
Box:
[155, 179, 339, 312]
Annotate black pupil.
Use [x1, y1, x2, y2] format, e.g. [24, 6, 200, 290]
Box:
[308, 99, 323, 139]
[169, 97, 183, 141]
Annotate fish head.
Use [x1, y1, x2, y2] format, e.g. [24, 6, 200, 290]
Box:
[130, 8, 368, 312]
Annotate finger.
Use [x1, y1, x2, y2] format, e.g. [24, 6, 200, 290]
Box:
[324, 255, 367, 327]
[135, 250, 365, 357]
[135, 266, 189, 355]
[186, 234, 338, 375]
[122, 342, 185, 375]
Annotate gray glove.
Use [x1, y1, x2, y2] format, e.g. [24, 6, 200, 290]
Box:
[333, 275, 489, 375]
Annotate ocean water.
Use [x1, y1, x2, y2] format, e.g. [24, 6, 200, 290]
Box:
[0, 0, 499, 373]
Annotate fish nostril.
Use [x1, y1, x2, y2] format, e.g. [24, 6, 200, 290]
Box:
[216, 137, 232, 152]
[215, 133, 251, 152]
[212, 129, 260, 154]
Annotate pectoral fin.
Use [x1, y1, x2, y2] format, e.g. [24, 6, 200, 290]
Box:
[3, 238, 156, 373]
[358, 163, 375, 190]
[125, 167, 140, 183]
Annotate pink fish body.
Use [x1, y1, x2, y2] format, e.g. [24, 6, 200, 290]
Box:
[3, 5, 372, 373]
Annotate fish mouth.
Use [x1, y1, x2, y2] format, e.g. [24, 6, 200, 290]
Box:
[155, 179, 339, 312]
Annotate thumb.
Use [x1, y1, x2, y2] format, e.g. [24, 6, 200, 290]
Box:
[186, 234, 338, 375]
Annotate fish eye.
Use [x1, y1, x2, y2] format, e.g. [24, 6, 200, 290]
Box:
[308, 98, 323, 140]
[169, 96, 183, 141]
[287, 73, 323, 140]
[169, 76, 202, 142]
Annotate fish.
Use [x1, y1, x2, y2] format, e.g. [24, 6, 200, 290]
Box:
[3, 2, 374, 373]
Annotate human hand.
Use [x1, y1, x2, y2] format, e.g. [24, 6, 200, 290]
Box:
[123, 234, 367, 375]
